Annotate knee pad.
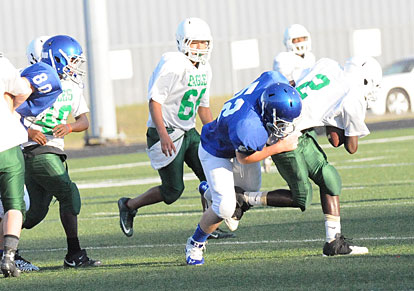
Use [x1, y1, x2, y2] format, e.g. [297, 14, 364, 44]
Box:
[23, 206, 48, 229]
[212, 193, 236, 219]
[59, 182, 81, 215]
[320, 164, 342, 195]
[292, 182, 313, 211]
[161, 184, 184, 205]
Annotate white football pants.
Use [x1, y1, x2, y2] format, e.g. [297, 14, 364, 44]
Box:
[198, 144, 261, 219]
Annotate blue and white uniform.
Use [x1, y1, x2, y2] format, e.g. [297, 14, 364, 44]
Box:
[199, 71, 288, 219]
[17, 62, 62, 118]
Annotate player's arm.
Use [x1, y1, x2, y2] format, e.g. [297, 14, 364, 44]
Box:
[149, 99, 175, 157]
[52, 113, 89, 138]
[197, 106, 213, 125]
[236, 134, 299, 164]
[6, 77, 34, 111]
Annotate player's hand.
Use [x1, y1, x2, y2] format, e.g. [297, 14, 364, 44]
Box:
[269, 133, 299, 154]
[28, 128, 47, 145]
[160, 135, 176, 157]
[53, 124, 72, 138]
[281, 133, 299, 151]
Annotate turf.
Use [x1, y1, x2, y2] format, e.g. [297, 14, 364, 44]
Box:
[2, 128, 413, 290]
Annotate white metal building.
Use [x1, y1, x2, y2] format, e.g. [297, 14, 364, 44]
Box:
[2, 0, 414, 106]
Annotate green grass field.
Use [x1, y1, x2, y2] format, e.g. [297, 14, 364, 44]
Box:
[2, 128, 413, 290]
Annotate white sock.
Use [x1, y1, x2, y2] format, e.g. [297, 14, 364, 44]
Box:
[325, 214, 341, 243]
[243, 191, 268, 206]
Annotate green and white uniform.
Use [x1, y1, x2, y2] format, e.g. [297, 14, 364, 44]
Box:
[295, 58, 369, 137]
[22, 80, 89, 229]
[0, 55, 32, 214]
[272, 58, 368, 210]
[146, 52, 211, 204]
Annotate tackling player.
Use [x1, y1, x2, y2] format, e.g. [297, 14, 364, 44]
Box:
[117, 17, 230, 238]
[239, 56, 382, 256]
[185, 72, 303, 265]
[20, 35, 101, 268]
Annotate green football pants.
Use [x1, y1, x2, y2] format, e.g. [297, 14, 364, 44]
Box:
[147, 127, 206, 205]
[0, 146, 26, 215]
[23, 153, 81, 229]
[271, 130, 342, 210]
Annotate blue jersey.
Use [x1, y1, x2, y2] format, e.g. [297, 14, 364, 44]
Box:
[16, 62, 62, 117]
[201, 71, 288, 158]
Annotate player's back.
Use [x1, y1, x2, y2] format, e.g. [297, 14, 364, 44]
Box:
[201, 71, 287, 158]
[294, 58, 351, 132]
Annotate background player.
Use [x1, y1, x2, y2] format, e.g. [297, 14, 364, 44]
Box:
[263, 24, 317, 173]
[117, 17, 231, 239]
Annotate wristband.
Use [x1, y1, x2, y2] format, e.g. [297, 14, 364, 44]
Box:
[66, 124, 73, 133]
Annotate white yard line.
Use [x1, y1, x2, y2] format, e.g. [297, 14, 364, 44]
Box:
[69, 135, 414, 174]
[88, 200, 414, 219]
[23, 235, 414, 253]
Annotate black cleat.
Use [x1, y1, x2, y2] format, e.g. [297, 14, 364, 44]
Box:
[1, 250, 20, 278]
[118, 197, 137, 237]
[64, 249, 101, 268]
[323, 233, 368, 256]
[208, 228, 236, 239]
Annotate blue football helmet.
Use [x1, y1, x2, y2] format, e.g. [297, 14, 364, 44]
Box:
[261, 82, 302, 140]
[41, 35, 86, 84]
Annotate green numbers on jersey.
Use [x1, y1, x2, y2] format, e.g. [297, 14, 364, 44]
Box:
[178, 88, 206, 120]
[37, 105, 72, 134]
[296, 74, 330, 99]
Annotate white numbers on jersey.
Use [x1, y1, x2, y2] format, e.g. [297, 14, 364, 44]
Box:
[32, 72, 52, 93]
[217, 80, 259, 121]
[220, 98, 245, 119]
[233, 81, 259, 99]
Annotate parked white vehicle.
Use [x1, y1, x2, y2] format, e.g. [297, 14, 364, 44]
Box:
[370, 57, 414, 115]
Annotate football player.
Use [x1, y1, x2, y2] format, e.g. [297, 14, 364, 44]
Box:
[273, 24, 316, 86]
[0, 52, 63, 277]
[185, 72, 303, 265]
[240, 56, 382, 256]
[20, 35, 101, 268]
[117, 17, 234, 239]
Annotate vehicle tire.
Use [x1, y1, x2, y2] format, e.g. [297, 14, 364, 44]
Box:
[386, 88, 410, 114]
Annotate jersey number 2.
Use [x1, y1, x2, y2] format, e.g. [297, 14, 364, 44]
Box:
[296, 74, 330, 99]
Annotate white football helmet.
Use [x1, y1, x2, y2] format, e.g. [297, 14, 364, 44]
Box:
[283, 24, 311, 56]
[26, 35, 51, 65]
[176, 17, 213, 64]
[344, 56, 383, 106]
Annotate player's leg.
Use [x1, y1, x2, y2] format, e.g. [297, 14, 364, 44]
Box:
[119, 130, 187, 237]
[306, 130, 368, 256]
[0, 146, 26, 277]
[184, 129, 235, 239]
[26, 153, 101, 267]
[186, 145, 236, 265]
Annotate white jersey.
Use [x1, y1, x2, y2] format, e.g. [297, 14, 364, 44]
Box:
[0, 56, 32, 152]
[22, 79, 89, 151]
[294, 58, 369, 138]
[147, 52, 212, 131]
[273, 51, 316, 83]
